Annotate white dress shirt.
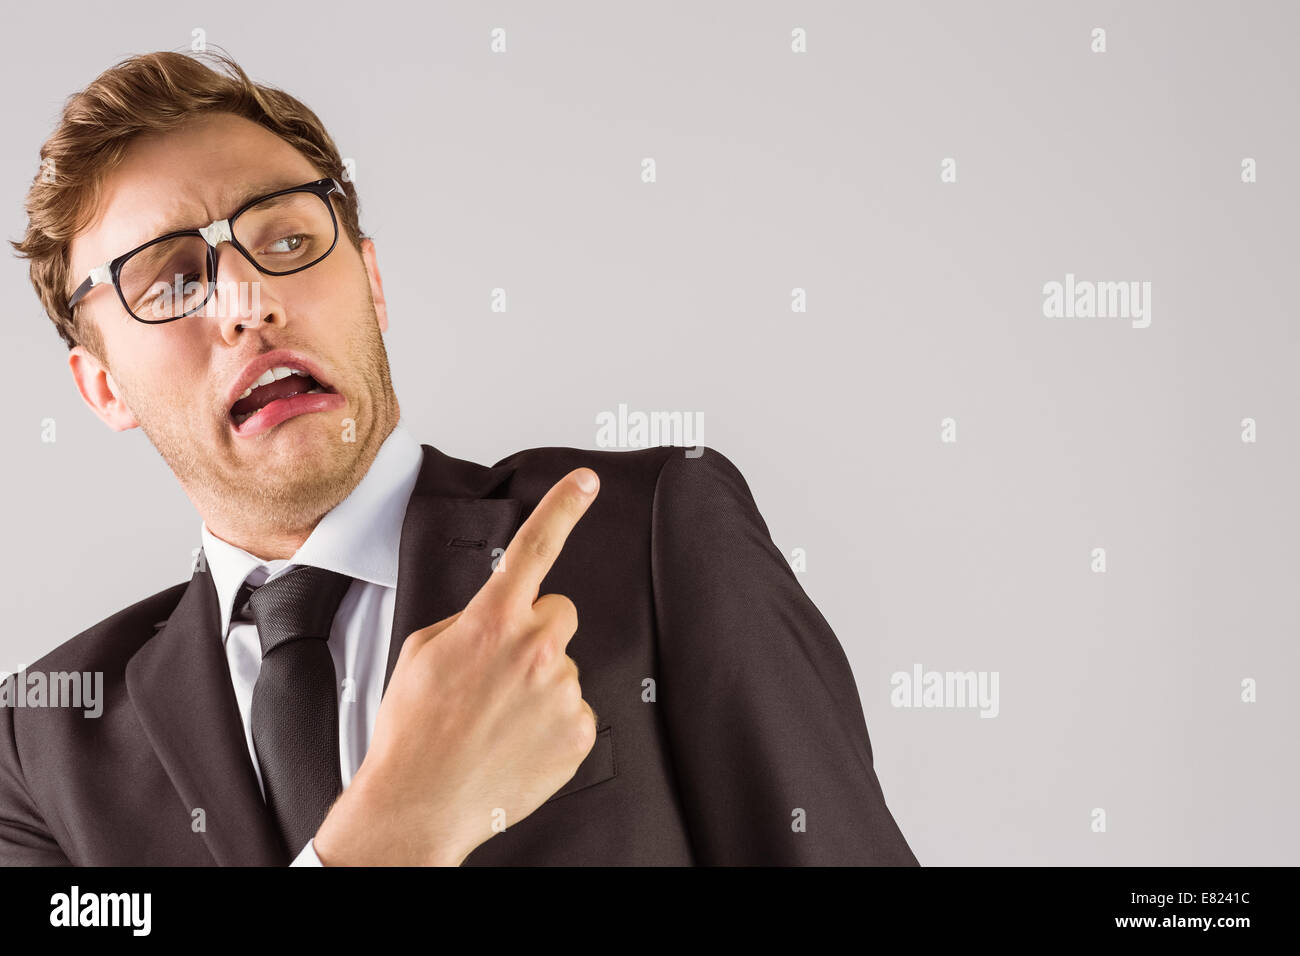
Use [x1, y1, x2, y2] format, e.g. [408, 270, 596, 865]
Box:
[199, 420, 424, 866]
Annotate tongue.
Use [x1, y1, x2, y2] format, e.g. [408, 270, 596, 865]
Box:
[232, 373, 318, 418]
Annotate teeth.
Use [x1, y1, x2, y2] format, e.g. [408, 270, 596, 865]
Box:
[230, 368, 326, 430]
[235, 366, 310, 402]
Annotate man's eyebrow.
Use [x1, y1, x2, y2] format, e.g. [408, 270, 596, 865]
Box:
[152, 180, 313, 236]
[221, 179, 312, 215]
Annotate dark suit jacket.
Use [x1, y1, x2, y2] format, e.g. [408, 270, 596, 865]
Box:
[0, 443, 918, 866]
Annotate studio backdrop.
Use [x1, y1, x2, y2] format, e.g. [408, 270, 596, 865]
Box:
[1, 0, 1295, 865]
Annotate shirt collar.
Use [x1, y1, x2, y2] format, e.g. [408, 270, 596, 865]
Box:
[199, 420, 425, 641]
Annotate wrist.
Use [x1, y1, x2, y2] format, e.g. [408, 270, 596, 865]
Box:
[314, 763, 384, 866]
[314, 759, 469, 867]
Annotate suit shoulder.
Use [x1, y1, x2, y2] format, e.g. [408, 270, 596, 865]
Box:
[490, 444, 668, 503]
[492, 444, 673, 479]
[649, 445, 767, 536]
[491, 444, 750, 509]
[23, 581, 190, 674]
[494, 444, 745, 482]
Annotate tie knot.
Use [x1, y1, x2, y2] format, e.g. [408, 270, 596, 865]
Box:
[238, 565, 354, 657]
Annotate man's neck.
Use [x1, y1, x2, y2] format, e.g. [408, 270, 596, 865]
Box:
[195, 420, 396, 561]
[203, 521, 317, 563]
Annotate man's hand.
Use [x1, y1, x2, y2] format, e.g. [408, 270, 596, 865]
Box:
[313, 467, 601, 866]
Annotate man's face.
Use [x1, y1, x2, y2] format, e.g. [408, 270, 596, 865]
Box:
[67, 112, 399, 551]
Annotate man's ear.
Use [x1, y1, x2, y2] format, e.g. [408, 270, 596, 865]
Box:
[69, 345, 138, 431]
[360, 238, 388, 333]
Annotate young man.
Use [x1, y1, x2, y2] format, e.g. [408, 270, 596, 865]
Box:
[2, 50, 917, 866]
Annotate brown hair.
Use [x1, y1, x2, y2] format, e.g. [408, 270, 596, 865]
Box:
[10, 48, 364, 361]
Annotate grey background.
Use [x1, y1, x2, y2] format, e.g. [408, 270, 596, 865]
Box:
[2, 1, 1295, 865]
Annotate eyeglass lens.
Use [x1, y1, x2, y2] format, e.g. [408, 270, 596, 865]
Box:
[119, 189, 336, 321]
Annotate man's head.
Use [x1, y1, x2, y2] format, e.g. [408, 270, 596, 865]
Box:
[13, 51, 400, 558]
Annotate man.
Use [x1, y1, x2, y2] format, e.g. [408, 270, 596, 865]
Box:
[2, 50, 918, 866]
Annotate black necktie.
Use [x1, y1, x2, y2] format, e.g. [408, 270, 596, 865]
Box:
[239, 564, 354, 857]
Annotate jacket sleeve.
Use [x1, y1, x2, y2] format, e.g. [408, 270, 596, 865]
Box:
[0, 700, 71, 865]
[649, 447, 918, 865]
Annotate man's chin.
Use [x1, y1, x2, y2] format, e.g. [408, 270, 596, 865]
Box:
[232, 422, 355, 476]
[216, 451, 359, 527]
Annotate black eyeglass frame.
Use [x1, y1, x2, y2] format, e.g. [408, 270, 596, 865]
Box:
[66, 177, 346, 324]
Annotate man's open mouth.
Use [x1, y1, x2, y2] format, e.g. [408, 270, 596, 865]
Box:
[229, 365, 335, 427]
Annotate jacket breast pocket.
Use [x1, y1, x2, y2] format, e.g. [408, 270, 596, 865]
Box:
[543, 724, 616, 804]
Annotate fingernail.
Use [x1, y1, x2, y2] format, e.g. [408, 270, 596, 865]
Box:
[576, 469, 598, 493]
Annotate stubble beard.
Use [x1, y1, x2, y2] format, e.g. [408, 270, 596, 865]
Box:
[118, 305, 399, 539]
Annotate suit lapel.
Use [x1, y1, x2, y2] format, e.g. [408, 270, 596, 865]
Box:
[125, 566, 287, 865]
[125, 443, 520, 865]
[384, 445, 521, 692]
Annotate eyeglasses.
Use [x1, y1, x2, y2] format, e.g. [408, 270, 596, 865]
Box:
[67, 178, 346, 324]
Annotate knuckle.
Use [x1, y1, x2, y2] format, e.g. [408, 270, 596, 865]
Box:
[462, 603, 510, 645]
[557, 660, 582, 702]
[570, 706, 598, 753]
[520, 527, 555, 563]
[558, 487, 585, 517]
[524, 634, 558, 683]
[563, 493, 589, 529]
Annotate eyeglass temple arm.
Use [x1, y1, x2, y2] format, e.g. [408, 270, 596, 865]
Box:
[67, 263, 113, 310]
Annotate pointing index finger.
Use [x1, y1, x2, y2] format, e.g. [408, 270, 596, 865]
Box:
[471, 467, 599, 612]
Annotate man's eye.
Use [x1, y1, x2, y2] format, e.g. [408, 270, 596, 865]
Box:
[134, 272, 202, 311]
[264, 235, 306, 254]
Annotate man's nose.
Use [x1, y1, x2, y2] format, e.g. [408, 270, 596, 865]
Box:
[208, 242, 287, 341]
